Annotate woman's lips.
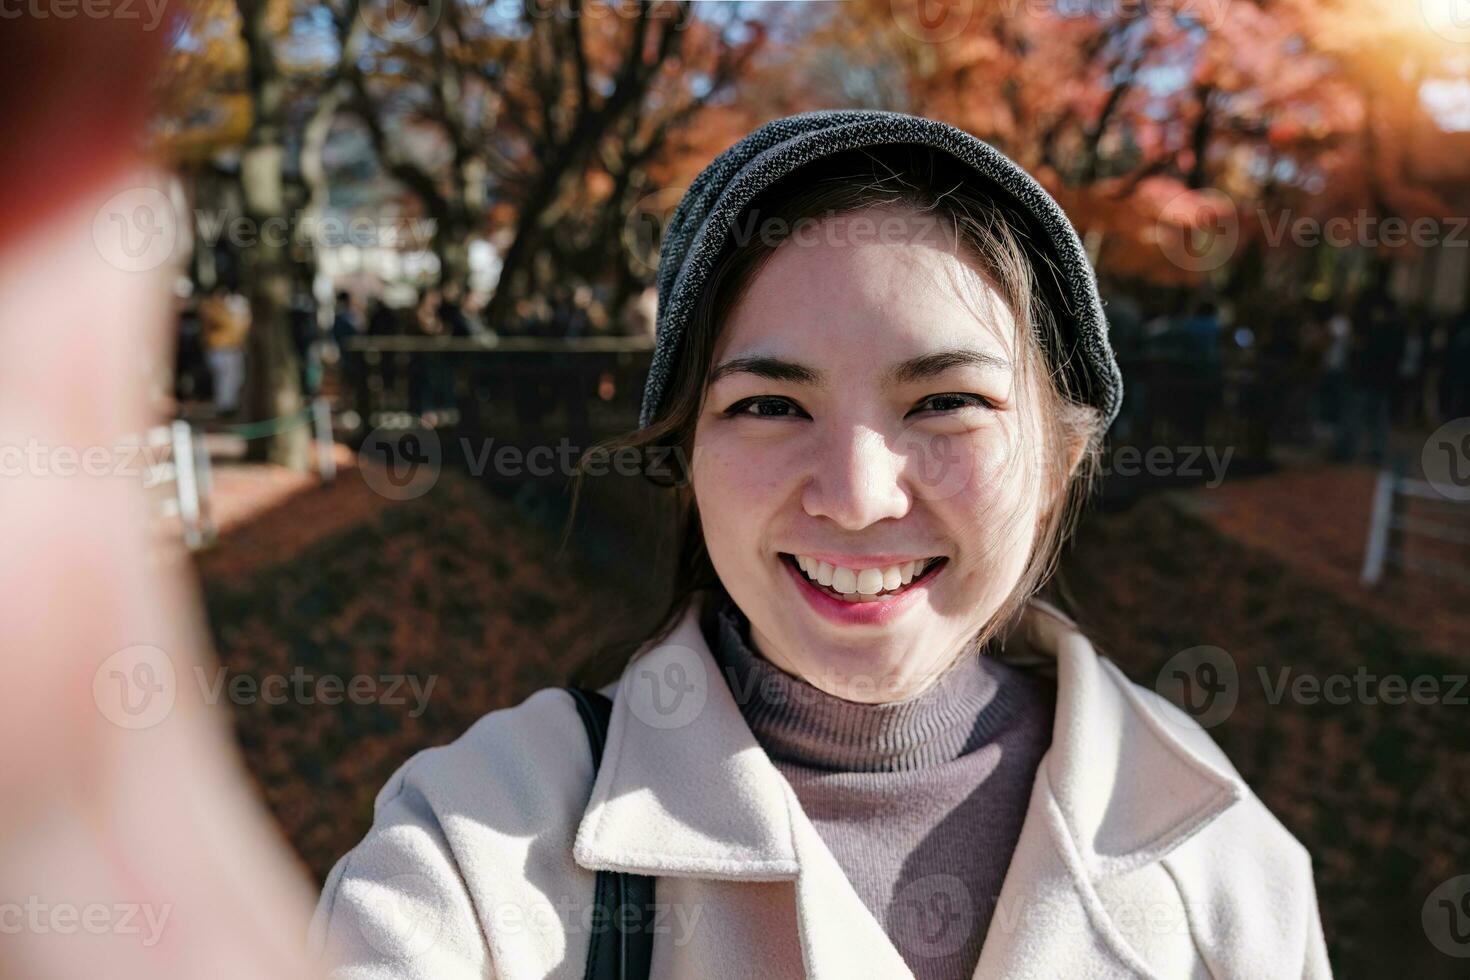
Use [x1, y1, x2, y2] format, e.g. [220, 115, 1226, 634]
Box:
[778, 553, 946, 626]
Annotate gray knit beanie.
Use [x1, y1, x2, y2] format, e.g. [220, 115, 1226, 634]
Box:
[638, 109, 1123, 431]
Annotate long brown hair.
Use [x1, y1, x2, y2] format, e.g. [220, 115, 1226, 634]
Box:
[565, 143, 1106, 689]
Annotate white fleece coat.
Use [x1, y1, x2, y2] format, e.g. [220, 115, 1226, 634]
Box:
[307, 594, 1333, 979]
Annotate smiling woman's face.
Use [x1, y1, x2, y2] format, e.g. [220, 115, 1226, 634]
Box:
[691, 208, 1056, 703]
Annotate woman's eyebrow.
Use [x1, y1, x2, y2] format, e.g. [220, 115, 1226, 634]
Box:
[885, 347, 1012, 385]
[709, 355, 824, 387]
[709, 346, 1011, 389]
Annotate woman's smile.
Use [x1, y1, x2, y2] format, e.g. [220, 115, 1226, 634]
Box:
[778, 551, 948, 626]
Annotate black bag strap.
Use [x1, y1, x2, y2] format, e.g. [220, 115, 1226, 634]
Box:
[565, 687, 656, 980]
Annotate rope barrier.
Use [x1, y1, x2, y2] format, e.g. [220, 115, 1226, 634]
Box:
[213, 405, 316, 439]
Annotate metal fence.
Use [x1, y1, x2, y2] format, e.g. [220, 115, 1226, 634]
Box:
[1361, 460, 1470, 587]
[342, 336, 653, 464]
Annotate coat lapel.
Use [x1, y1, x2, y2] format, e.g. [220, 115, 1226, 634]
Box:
[971, 602, 1243, 979]
[573, 593, 1244, 979]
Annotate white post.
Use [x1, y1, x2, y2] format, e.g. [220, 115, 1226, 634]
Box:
[1360, 469, 1396, 586]
[171, 420, 203, 551]
[312, 397, 337, 483]
[194, 430, 216, 546]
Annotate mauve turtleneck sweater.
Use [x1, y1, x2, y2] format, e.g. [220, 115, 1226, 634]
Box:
[703, 596, 1056, 980]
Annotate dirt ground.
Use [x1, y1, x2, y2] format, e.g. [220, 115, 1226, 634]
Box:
[194, 453, 1468, 978]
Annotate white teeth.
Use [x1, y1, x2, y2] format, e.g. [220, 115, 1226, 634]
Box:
[791, 554, 937, 596]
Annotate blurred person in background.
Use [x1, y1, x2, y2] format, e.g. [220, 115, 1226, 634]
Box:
[173, 290, 210, 403]
[1320, 302, 1354, 455]
[330, 289, 362, 396]
[290, 285, 323, 397]
[1444, 310, 1470, 422]
[410, 286, 456, 424]
[1344, 295, 1403, 465]
[1396, 317, 1426, 428]
[199, 281, 251, 417]
[620, 282, 658, 342]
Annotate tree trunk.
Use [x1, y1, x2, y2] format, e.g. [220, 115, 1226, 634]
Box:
[237, 0, 309, 469]
[240, 142, 310, 469]
[436, 220, 471, 296]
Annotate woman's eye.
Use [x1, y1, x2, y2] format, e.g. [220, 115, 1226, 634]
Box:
[911, 393, 994, 414]
[724, 396, 807, 419]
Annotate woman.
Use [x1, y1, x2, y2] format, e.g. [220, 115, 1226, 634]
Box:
[308, 111, 1331, 979]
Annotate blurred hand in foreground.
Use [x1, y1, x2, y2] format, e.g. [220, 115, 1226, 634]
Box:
[0, 20, 326, 980]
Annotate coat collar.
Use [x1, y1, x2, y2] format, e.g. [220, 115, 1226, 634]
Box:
[572, 591, 1243, 974]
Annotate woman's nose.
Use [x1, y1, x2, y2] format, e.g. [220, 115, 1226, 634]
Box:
[800, 425, 913, 530]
